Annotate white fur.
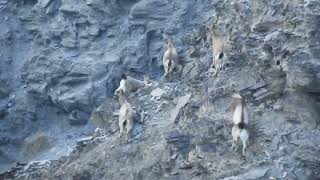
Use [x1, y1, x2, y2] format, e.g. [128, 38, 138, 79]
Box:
[231, 125, 240, 149]
[231, 93, 242, 99]
[232, 104, 249, 125]
[163, 58, 170, 77]
[213, 52, 223, 76]
[230, 93, 249, 156]
[116, 79, 127, 94]
[239, 129, 249, 155]
[163, 40, 178, 77]
[232, 105, 242, 125]
[231, 126, 249, 156]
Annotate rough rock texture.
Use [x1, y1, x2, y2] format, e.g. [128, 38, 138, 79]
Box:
[0, 0, 320, 179]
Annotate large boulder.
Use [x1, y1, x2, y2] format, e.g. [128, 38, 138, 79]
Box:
[22, 132, 51, 158]
[286, 54, 320, 93]
[90, 99, 119, 135]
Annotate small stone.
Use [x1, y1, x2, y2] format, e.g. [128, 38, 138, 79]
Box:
[151, 88, 166, 99]
[87, 26, 100, 36]
[273, 101, 283, 111]
[170, 153, 178, 160]
[206, 162, 212, 168]
[93, 128, 105, 138]
[179, 161, 193, 169]
[170, 171, 179, 175]
[76, 136, 93, 146]
[61, 37, 77, 48]
[259, 103, 265, 109]
[170, 93, 191, 123]
[242, 167, 270, 179]
[68, 110, 88, 126]
[266, 100, 273, 105]
[5, 58, 12, 64]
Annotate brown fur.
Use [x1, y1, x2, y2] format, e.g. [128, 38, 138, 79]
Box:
[205, 25, 225, 76]
[114, 74, 150, 96]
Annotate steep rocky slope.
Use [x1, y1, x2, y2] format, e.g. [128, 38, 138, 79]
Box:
[0, 0, 320, 179]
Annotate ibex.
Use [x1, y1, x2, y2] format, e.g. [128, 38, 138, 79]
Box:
[115, 89, 134, 142]
[114, 74, 151, 96]
[230, 93, 249, 156]
[162, 37, 179, 77]
[205, 24, 225, 77]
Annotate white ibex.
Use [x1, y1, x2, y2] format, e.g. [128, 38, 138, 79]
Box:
[162, 36, 179, 77]
[230, 93, 249, 156]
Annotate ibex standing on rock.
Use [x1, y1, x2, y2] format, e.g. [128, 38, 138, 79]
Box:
[114, 74, 151, 96]
[115, 89, 134, 142]
[230, 93, 249, 156]
[205, 24, 225, 77]
[162, 37, 179, 77]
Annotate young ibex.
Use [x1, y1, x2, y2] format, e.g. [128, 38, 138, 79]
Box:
[114, 74, 151, 96]
[230, 93, 249, 156]
[162, 37, 178, 77]
[205, 24, 225, 77]
[115, 89, 134, 142]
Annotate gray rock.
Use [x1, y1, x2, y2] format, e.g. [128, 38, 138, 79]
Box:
[90, 99, 119, 135]
[0, 79, 10, 99]
[286, 56, 320, 93]
[273, 101, 283, 111]
[68, 110, 89, 126]
[35, 0, 52, 8]
[0, 0, 320, 178]
[165, 131, 192, 156]
[87, 26, 100, 37]
[76, 136, 93, 146]
[170, 93, 191, 123]
[61, 36, 77, 48]
[59, 0, 79, 14]
[223, 167, 269, 180]
[130, 0, 171, 20]
[150, 88, 166, 99]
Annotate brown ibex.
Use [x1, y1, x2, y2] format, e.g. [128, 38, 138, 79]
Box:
[115, 89, 134, 142]
[114, 74, 151, 96]
[205, 24, 225, 77]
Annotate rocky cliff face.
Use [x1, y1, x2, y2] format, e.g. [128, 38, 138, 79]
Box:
[0, 0, 319, 179]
